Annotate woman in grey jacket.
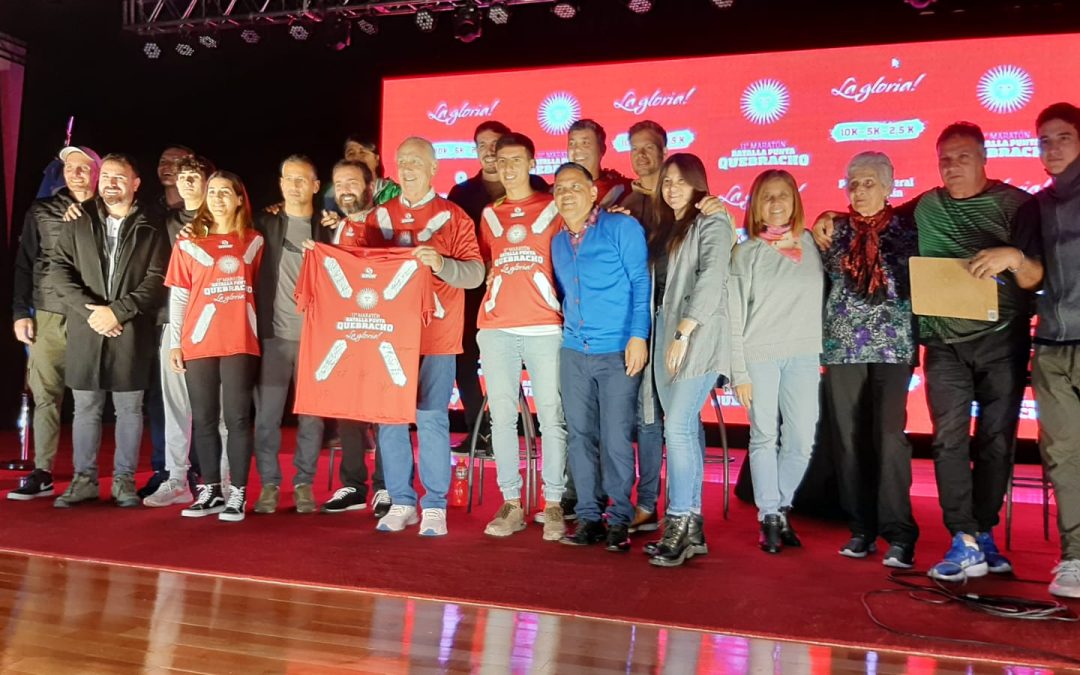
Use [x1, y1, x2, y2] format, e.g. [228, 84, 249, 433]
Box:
[730, 169, 823, 554]
[643, 154, 735, 567]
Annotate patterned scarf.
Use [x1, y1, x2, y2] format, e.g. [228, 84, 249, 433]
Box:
[840, 206, 893, 304]
[758, 224, 802, 263]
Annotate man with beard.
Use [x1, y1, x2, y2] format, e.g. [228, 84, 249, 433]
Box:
[50, 154, 169, 507]
[447, 121, 549, 455]
[310, 159, 392, 517]
[9, 146, 101, 500]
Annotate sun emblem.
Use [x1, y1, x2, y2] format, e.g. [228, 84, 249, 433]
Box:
[217, 255, 241, 274]
[538, 91, 581, 135]
[507, 224, 527, 244]
[977, 65, 1033, 115]
[741, 79, 790, 125]
[356, 288, 379, 310]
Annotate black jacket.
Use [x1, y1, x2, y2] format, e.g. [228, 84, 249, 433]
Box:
[254, 208, 333, 341]
[48, 198, 169, 391]
[12, 189, 88, 319]
[156, 207, 198, 325]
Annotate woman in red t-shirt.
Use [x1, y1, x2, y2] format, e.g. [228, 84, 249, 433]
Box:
[166, 171, 264, 522]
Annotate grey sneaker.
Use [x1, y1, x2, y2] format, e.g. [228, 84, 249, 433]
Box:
[295, 483, 316, 514]
[484, 501, 526, 537]
[1049, 559, 1080, 599]
[54, 473, 99, 508]
[542, 504, 567, 541]
[112, 473, 139, 507]
[254, 484, 279, 514]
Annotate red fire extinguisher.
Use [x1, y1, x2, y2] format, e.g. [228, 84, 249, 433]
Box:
[450, 459, 468, 507]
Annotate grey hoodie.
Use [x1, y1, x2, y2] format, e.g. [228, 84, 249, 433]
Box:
[1035, 157, 1080, 343]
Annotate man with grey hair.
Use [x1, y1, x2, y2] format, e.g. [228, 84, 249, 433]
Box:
[9, 146, 101, 500]
[358, 136, 484, 536]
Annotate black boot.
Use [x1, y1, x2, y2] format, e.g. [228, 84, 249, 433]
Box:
[688, 513, 708, 556]
[560, 519, 606, 546]
[779, 507, 801, 547]
[760, 514, 782, 554]
[649, 514, 694, 567]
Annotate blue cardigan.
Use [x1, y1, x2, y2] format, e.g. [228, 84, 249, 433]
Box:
[551, 210, 651, 354]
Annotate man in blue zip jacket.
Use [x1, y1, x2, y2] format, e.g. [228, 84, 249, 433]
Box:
[550, 162, 651, 552]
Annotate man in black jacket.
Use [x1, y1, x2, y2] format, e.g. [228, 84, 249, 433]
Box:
[8, 146, 101, 501]
[49, 153, 169, 508]
[252, 154, 333, 515]
[447, 120, 549, 453]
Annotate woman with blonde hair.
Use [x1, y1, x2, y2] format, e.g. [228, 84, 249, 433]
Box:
[729, 169, 823, 554]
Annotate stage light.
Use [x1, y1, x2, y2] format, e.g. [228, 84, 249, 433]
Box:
[710, 0, 734, 7]
[198, 31, 219, 49]
[416, 9, 437, 32]
[240, 27, 261, 44]
[324, 17, 351, 50]
[289, 22, 312, 41]
[488, 1, 510, 25]
[142, 40, 162, 59]
[175, 34, 196, 56]
[356, 17, 378, 36]
[552, 2, 579, 19]
[627, 0, 653, 13]
[453, 0, 483, 43]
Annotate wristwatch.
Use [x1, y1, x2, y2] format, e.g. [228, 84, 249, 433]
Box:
[673, 330, 689, 342]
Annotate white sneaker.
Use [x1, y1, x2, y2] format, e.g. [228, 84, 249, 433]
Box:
[419, 508, 448, 537]
[1049, 559, 1080, 599]
[143, 478, 193, 507]
[376, 504, 419, 532]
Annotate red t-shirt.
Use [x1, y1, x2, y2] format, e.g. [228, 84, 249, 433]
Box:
[360, 193, 481, 355]
[293, 244, 434, 424]
[164, 231, 263, 360]
[596, 170, 632, 208]
[478, 192, 562, 330]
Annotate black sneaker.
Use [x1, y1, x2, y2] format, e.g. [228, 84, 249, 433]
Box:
[370, 489, 392, 519]
[560, 519, 606, 546]
[181, 484, 225, 518]
[322, 486, 368, 513]
[219, 486, 246, 522]
[7, 469, 54, 500]
[605, 524, 631, 552]
[559, 497, 578, 522]
[839, 535, 877, 559]
[779, 507, 802, 547]
[137, 471, 168, 499]
[883, 543, 915, 569]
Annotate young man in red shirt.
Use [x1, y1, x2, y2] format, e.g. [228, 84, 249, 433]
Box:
[362, 137, 485, 536]
[476, 132, 568, 540]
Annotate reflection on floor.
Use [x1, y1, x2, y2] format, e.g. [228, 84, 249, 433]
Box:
[0, 552, 1050, 674]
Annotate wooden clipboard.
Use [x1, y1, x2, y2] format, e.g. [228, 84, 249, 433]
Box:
[909, 256, 999, 322]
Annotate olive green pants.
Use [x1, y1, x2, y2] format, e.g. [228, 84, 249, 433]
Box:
[1033, 344, 1080, 560]
[26, 310, 67, 472]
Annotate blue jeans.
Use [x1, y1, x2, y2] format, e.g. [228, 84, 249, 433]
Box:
[560, 348, 640, 526]
[477, 329, 567, 503]
[635, 389, 663, 513]
[655, 364, 717, 516]
[746, 355, 821, 520]
[378, 355, 456, 509]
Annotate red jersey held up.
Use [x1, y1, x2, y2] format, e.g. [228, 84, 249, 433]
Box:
[294, 244, 434, 425]
[164, 231, 263, 360]
[478, 192, 562, 330]
[361, 192, 481, 355]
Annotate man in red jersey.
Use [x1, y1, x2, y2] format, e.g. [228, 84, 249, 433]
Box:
[567, 119, 631, 208]
[361, 137, 485, 536]
[475, 133, 568, 541]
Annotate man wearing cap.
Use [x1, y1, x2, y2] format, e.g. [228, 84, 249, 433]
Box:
[9, 146, 101, 500]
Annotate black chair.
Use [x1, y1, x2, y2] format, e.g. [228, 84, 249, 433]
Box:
[465, 386, 539, 514]
[1005, 462, 1052, 550]
[706, 387, 732, 519]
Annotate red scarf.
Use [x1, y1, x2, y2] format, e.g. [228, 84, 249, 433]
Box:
[840, 206, 893, 303]
[758, 224, 802, 263]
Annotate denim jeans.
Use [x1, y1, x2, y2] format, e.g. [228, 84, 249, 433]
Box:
[378, 355, 456, 509]
[477, 329, 567, 503]
[746, 354, 821, 519]
[559, 348, 640, 526]
[635, 388, 664, 513]
[655, 363, 717, 516]
[72, 389, 145, 479]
